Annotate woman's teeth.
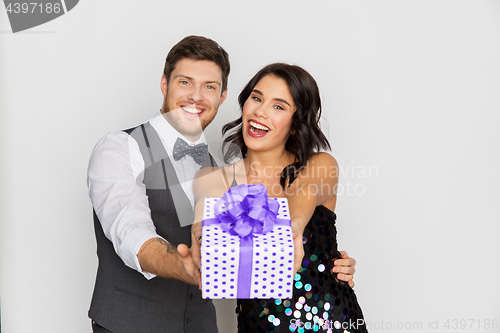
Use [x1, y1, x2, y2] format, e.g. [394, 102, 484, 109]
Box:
[249, 121, 269, 131]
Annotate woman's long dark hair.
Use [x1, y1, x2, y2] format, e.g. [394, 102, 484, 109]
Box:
[222, 63, 331, 188]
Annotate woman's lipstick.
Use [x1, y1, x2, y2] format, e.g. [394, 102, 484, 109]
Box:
[247, 120, 270, 138]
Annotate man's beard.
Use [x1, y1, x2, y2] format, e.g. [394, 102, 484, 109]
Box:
[160, 94, 217, 141]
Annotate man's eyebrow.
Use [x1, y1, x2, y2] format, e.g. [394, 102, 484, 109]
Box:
[173, 75, 221, 86]
[252, 89, 291, 107]
[174, 75, 194, 80]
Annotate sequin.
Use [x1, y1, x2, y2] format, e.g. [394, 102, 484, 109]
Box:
[236, 206, 367, 332]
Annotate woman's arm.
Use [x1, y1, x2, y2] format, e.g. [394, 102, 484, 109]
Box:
[285, 152, 339, 275]
[286, 154, 357, 287]
[286, 152, 339, 231]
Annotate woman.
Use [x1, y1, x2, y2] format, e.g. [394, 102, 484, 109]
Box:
[192, 63, 367, 332]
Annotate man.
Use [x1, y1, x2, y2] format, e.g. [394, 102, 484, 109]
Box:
[87, 35, 356, 332]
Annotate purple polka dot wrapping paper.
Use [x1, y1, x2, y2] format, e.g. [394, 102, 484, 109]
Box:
[201, 197, 295, 299]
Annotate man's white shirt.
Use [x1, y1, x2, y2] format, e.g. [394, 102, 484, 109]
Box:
[87, 111, 207, 279]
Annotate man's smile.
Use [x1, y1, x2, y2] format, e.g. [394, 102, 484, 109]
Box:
[181, 105, 205, 116]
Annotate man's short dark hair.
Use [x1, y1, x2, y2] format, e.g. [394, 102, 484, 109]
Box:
[164, 35, 230, 91]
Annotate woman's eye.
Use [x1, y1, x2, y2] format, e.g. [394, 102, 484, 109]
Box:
[274, 105, 284, 110]
[252, 96, 262, 102]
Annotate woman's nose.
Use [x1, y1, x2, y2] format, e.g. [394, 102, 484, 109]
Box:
[254, 103, 269, 118]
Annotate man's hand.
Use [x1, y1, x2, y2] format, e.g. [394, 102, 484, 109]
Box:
[332, 250, 356, 288]
[137, 238, 199, 286]
[177, 243, 200, 287]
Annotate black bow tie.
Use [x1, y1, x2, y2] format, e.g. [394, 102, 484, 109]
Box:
[172, 137, 208, 165]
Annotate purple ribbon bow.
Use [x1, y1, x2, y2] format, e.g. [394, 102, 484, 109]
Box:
[214, 184, 279, 237]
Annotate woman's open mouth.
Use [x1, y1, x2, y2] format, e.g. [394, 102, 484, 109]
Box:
[248, 120, 270, 137]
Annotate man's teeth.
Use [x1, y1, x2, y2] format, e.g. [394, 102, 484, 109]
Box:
[182, 107, 202, 114]
[249, 121, 269, 131]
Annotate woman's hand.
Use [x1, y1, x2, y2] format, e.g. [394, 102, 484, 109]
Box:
[190, 221, 203, 289]
[291, 222, 305, 276]
[332, 250, 356, 288]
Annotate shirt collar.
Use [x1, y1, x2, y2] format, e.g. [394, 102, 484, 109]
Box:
[149, 110, 207, 154]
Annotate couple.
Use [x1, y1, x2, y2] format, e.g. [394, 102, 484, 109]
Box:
[88, 35, 367, 332]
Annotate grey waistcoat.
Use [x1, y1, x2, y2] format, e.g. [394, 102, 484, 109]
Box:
[88, 122, 218, 333]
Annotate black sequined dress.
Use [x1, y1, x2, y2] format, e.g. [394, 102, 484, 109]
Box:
[236, 205, 368, 333]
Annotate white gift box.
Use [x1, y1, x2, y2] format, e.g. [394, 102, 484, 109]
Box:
[201, 197, 294, 299]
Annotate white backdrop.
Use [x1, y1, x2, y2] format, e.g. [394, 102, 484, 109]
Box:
[1, 1, 499, 332]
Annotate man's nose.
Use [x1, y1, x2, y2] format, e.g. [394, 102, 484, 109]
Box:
[187, 86, 204, 103]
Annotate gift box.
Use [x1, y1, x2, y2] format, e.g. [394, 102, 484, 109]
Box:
[201, 184, 294, 299]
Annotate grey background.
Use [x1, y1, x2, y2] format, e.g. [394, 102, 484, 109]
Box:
[1, 0, 499, 332]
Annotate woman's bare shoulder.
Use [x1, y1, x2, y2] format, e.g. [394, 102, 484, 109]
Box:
[298, 152, 339, 180]
[194, 165, 229, 200]
[308, 152, 338, 168]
